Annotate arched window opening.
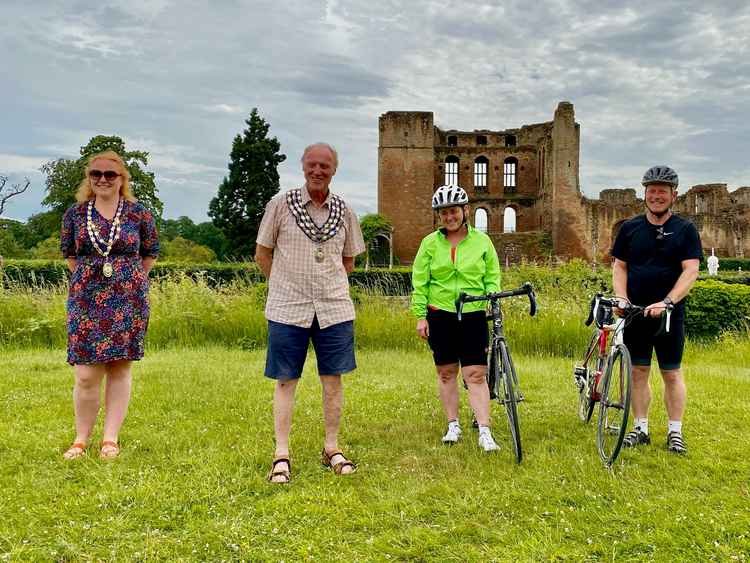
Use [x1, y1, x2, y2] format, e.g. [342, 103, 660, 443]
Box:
[447, 135, 457, 147]
[503, 207, 517, 233]
[444, 156, 459, 185]
[505, 135, 517, 147]
[503, 157, 517, 193]
[474, 156, 488, 191]
[474, 208, 488, 232]
[477, 135, 487, 145]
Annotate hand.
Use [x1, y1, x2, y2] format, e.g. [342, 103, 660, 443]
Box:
[416, 319, 429, 340]
[614, 298, 628, 317]
[644, 301, 665, 318]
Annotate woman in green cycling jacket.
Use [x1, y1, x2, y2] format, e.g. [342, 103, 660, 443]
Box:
[411, 184, 502, 452]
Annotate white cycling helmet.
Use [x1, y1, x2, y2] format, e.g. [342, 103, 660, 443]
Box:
[432, 184, 469, 210]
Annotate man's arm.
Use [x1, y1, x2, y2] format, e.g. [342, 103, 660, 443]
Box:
[644, 258, 700, 317]
[612, 258, 628, 299]
[255, 244, 274, 278]
[343, 256, 354, 274]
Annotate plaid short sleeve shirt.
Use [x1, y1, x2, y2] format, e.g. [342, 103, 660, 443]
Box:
[256, 185, 366, 329]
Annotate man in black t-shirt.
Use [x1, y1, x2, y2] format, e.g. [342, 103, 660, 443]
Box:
[611, 165, 703, 455]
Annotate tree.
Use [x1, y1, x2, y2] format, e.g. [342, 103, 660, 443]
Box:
[209, 108, 286, 259]
[31, 235, 62, 259]
[0, 176, 30, 217]
[160, 216, 229, 260]
[160, 236, 217, 263]
[359, 213, 393, 269]
[39, 135, 163, 238]
[0, 221, 27, 258]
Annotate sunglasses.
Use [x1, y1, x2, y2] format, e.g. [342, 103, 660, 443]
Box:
[88, 170, 121, 182]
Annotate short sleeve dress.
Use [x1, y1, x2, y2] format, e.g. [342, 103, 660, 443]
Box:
[61, 200, 160, 365]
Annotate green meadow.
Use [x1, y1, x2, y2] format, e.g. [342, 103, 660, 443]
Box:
[1, 268, 749, 561]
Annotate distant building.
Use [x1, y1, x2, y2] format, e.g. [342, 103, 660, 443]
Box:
[377, 102, 750, 264]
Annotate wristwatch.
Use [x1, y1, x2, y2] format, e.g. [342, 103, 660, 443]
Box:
[663, 296, 674, 306]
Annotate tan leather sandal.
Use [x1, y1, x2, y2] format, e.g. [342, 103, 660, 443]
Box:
[100, 441, 120, 459]
[63, 442, 87, 460]
[321, 448, 357, 475]
[267, 456, 291, 484]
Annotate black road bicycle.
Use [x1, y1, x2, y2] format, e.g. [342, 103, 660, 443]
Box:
[456, 282, 537, 463]
[574, 294, 673, 466]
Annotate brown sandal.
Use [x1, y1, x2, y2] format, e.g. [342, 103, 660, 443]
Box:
[321, 449, 357, 475]
[267, 456, 291, 483]
[63, 442, 87, 460]
[100, 441, 120, 459]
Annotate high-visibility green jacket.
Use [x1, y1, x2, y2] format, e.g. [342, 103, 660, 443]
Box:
[411, 225, 501, 319]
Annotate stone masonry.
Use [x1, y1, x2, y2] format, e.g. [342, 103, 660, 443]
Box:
[378, 102, 750, 264]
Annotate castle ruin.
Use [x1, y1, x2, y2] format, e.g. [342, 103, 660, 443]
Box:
[377, 102, 750, 264]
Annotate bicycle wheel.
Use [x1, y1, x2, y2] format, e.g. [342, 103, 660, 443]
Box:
[576, 330, 598, 423]
[498, 341, 522, 463]
[596, 344, 632, 466]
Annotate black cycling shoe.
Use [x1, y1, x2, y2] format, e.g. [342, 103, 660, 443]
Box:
[623, 430, 651, 448]
[666, 431, 687, 454]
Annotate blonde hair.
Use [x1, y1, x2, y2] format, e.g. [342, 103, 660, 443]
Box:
[75, 150, 137, 203]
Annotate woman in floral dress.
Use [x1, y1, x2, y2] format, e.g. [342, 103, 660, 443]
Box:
[60, 150, 159, 460]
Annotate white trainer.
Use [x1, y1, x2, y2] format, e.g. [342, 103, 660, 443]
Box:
[478, 431, 500, 452]
[441, 425, 462, 444]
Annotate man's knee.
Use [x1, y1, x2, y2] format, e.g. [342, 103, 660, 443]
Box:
[462, 366, 486, 385]
[436, 364, 459, 383]
[631, 365, 650, 381]
[660, 368, 683, 384]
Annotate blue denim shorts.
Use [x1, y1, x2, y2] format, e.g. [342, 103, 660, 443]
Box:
[264, 317, 356, 380]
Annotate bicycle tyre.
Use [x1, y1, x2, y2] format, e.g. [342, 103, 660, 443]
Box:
[486, 346, 500, 400]
[577, 330, 598, 423]
[596, 344, 632, 466]
[499, 341, 522, 463]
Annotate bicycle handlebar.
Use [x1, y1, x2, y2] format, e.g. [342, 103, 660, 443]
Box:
[455, 282, 537, 321]
[584, 293, 673, 335]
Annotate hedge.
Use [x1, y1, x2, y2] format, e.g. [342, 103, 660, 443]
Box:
[685, 280, 750, 338]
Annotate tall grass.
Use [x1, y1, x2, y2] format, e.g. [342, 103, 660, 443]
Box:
[1, 264, 745, 356]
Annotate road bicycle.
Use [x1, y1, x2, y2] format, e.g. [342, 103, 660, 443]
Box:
[456, 282, 537, 463]
[574, 294, 672, 466]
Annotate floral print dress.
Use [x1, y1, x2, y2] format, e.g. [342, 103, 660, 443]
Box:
[61, 200, 159, 365]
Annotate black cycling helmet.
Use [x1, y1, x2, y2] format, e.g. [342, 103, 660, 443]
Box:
[642, 165, 678, 189]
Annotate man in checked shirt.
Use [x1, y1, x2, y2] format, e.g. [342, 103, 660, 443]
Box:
[255, 143, 366, 484]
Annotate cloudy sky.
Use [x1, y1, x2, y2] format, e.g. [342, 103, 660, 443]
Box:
[2, 0, 749, 222]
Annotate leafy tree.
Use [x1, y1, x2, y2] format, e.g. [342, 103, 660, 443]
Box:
[31, 235, 62, 259]
[17, 211, 59, 250]
[160, 236, 217, 263]
[160, 216, 228, 260]
[39, 135, 163, 237]
[359, 213, 393, 269]
[0, 223, 27, 258]
[209, 108, 286, 259]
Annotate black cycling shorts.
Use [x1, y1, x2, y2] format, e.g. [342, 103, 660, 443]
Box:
[426, 308, 488, 367]
[623, 313, 685, 370]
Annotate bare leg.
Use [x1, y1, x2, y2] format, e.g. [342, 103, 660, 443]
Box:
[70, 364, 105, 447]
[271, 378, 299, 482]
[102, 360, 132, 446]
[462, 365, 490, 427]
[436, 363, 460, 422]
[320, 374, 354, 474]
[661, 368, 686, 422]
[630, 365, 651, 420]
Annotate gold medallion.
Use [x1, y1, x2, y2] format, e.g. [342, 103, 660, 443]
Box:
[314, 246, 325, 263]
[103, 262, 114, 278]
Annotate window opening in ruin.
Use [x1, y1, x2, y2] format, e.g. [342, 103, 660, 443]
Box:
[444, 156, 459, 185]
[448, 135, 457, 147]
[474, 156, 488, 191]
[505, 135, 516, 147]
[503, 207, 517, 233]
[477, 135, 487, 145]
[474, 208, 488, 232]
[503, 157, 517, 193]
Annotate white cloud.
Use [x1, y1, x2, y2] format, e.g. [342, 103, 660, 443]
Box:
[0, 154, 48, 174]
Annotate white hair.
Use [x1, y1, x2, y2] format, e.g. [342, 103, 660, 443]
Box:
[301, 142, 338, 169]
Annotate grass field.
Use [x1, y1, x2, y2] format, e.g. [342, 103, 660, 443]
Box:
[2, 344, 749, 561]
